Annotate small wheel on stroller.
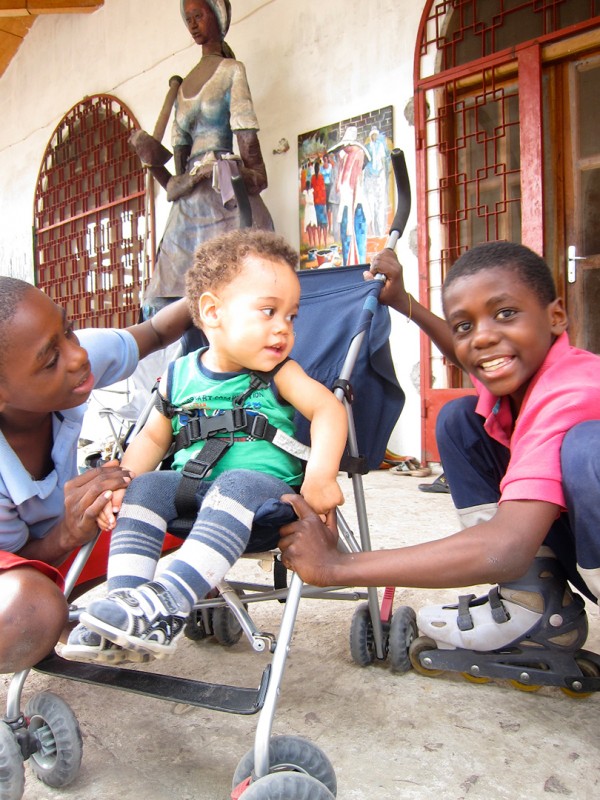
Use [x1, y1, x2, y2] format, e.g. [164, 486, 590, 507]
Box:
[24, 691, 83, 789]
[212, 605, 246, 647]
[0, 721, 25, 800]
[235, 771, 336, 799]
[388, 606, 417, 673]
[408, 636, 445, 677]
[232, 735, 337, 797]
[349, 602, 382, 667]
[184, 607, 213, 641]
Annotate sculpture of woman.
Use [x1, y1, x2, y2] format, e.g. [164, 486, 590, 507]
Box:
[131, 0, 274, 312]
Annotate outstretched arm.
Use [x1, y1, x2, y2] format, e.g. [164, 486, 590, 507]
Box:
[278, 493, 558, 589]
[275, 360, 347, 515]
[125, 300, 192, 360]
[366, 248, 458, 365]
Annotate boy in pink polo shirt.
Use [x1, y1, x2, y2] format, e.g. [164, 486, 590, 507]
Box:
[278, 242, 600, 685]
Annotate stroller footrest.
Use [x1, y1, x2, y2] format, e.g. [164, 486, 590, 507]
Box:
[34, 653, 270, 715]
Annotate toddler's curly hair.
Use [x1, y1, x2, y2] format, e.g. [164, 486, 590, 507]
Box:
[185, 229, 299, 329]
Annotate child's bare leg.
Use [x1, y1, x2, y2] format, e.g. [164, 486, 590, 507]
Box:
[0, 568, 68, 673]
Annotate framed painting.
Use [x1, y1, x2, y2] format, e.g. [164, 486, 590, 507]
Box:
[297, 106, 394, 269]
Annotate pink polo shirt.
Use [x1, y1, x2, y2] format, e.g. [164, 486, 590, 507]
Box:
[473, 333, 600, 510]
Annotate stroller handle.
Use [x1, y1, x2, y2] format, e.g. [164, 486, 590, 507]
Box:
[386, 148, 411, 250]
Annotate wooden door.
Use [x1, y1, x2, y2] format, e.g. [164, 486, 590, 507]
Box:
[561, 53, 600, 353]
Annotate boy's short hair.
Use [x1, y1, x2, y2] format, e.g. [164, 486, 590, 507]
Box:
[185, 229, 299, 329]
[443, 241, 557, 308]
[0, 277, 34, 377]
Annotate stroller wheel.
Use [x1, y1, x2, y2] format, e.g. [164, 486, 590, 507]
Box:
[184, 608, 213, 641]
[236, 771, 336, 799]
[349, 602, 377, 667]
[24, 691, 82, 789]
[0, 721, 25, 800]
[232, 735, 337, 796]
[388, 606, 418, 673]
[212, 605, 245, 647]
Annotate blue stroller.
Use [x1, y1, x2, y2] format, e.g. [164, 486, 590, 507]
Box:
[1, 264, 404, 800]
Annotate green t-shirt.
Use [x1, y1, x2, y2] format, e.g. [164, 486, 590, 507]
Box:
[162, 349, 304, 486]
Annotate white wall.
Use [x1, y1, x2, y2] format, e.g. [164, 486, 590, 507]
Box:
[0, 0, 426, 459]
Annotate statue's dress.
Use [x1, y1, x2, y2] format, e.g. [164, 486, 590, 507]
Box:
[147, 58, 273, 301]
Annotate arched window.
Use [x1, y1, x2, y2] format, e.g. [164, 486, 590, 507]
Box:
[33, 95, 151, 329]
[414, 0, 600, 461]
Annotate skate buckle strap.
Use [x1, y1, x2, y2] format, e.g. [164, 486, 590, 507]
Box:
[457, 594, 476, 631]
[488, 585, 510, 624]
[455, 587, 510, 631]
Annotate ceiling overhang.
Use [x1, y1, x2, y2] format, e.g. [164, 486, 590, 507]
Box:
[0, 1, 104, 79]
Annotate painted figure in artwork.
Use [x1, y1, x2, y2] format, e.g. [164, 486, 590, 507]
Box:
[328, 126, 370, 266]
[130, 0, 273, 314]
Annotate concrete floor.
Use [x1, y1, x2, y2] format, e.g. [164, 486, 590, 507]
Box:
[3, 469, 599, 800]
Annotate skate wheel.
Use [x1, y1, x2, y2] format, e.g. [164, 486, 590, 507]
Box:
[560, 657, 599, 699]
[408, 636, 444, 677]
[507, 679, 541, 693]
[461, 672, 490, 685]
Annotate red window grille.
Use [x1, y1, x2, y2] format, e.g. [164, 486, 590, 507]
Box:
[414, 0, 600, 460]
[33, 95, 150, 329]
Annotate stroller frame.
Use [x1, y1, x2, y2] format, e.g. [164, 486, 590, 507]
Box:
[1, 266, 403, 799]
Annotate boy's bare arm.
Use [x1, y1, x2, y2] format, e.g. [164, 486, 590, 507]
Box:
[125, 299, 192, 359]
[120, 407, 174, 475]
[279, 494, 559, 589]
[276, 361, 347, 514]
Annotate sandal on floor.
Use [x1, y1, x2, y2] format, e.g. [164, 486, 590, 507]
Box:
[418, 473, 450, 493]
[379, 448, 406, 469]
[390, 456, 432, 478]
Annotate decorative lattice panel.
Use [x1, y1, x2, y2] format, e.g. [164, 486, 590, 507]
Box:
[34, 95, 148, 329]
[419, 0, 599, 79]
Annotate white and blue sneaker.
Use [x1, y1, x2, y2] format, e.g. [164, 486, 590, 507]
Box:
[61, 623, 154, 665]
[81, 582, 188, 658]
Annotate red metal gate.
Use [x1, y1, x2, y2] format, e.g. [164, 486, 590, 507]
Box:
[33, 94, 150, 329]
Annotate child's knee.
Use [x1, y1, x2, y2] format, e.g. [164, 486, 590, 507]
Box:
[561, 421, 600, 482]
[0, 568, 68, 673]
[435, 395, 478, 440]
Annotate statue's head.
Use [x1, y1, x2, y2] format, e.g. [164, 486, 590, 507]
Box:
[180, 0, 231, 41]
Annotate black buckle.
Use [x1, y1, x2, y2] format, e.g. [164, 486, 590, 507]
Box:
[247, 413, 268, 439]
[181, 460, 212, 480]
[201, 408, 247, 437]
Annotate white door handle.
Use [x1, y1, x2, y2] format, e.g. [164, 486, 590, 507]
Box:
[567, 245, 586, 284]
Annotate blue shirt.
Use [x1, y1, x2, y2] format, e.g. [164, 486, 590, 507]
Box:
[0, 328, 139, 552]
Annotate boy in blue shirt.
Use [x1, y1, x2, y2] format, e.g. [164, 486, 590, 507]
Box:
[0, 277, 191, 672]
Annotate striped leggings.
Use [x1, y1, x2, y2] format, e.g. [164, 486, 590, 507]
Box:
[106, 468, 291, 610]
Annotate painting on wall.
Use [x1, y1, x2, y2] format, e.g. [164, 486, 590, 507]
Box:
[297, 106, 394, 269]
